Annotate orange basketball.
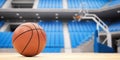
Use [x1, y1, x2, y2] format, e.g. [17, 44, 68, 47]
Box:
[75, 15, 81, 20]
[12, 23, 46, 57]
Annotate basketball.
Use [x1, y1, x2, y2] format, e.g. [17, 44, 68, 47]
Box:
[75, 15, 81, 20]
[12, 23, 46, 57]
[0, 0, 120, 60]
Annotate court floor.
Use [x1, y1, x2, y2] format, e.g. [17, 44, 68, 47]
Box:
[0, 53, 120, 60]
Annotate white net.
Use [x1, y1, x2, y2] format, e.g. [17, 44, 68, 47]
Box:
[73, 2, 89, 21]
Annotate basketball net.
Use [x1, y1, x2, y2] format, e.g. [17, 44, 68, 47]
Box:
[73, 2, 88, 21]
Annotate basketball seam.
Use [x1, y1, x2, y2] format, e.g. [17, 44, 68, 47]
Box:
[13, 29, 42, 43]
[37, 24, 46, 52]
[32, 24, 40, 55]
[37, 24, 46, 41]
[41, 30, 46, 41]
[13, 25, 31, 43]
[20, 25, 33, 54]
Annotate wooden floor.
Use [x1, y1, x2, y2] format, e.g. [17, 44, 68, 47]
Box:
[0, 53, 120, 60]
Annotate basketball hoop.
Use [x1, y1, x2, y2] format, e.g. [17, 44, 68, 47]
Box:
[73, 8, 89, 21]
[73, 15, 82, 21]
[73, 2, 88, 21]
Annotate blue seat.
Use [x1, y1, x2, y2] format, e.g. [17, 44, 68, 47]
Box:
[68, 0, 109, 9]
[38, 0, 63, 8]
[68, 20, 96, 48]
[109, 0, 120, 6]
[38, 20, 64, 53]
[0, 0, 6, 8]
[42, 48, 61, 53]
[0, 20, 4, 28]
[0, 32, 13, 48]
[109, 21, 120, 32]
[0, 20, 64, 53]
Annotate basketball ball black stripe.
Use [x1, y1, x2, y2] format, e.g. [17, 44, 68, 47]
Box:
[32, 24, 40, 55]
[20, 25, 33, 54]
[13, 28, 42, 43]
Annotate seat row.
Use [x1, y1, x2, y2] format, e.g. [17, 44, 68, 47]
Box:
[0, 20, 4, 28]
[38, 0, 111, 9]
[68, 0, 109, 9]
[70, 32, 93, 48]
[109, 21, 120, 32]
[68, 20, 96, 48]
[109, 0, 120, 6]
[0, 31, 64, 53]
[0, 21, 64, 53]
[38, 0, 63, 8]
[0, 32, 13, 48]
[38, 21, 64, 52]
[68, 21, 96, 32]
[0, 20, 120, 53]
[0, 0, 6, 8]
[38, 21, 63, 32]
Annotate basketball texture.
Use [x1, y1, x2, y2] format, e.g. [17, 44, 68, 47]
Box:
[12, 23, 46, 57]
[75, 15, 81, 20]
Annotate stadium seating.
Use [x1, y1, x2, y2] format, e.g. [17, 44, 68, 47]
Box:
[0, 0, 6, 8]
[68, 0, 109, 9]
[68, 20, 96, 48]
[0, 21, 64, 53]
[109, 0, 120, 6]
[38, 0, 63, 8]
[38, 20, 64, 52]
[0, 32, 13, 48]
[109, 21, 120, 32]
[0, 20, 4, 28]
[37, 0, 120, 9]
[0, 20, 120, 53]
